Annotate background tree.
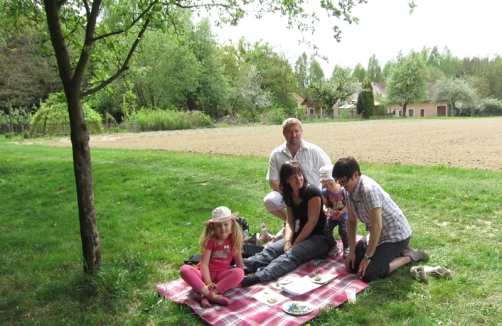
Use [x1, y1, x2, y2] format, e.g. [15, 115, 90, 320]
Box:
[464, 75, 491, 99]
[381, 61, 395, 82]
[431, 77, 478, 116]
[185, 18, 231, 116]
[384, 52, 428, 117]
[309, 56, 325, 84]
[356, 77, 374, 119]
[129, 29, 201, 110]
[367, 54, 382, 82]
[477, 98, 502, 116]
[352, 63, 366, 82]
[0, 30, 61, 131]
[233, 65, 272, 122]
[294, 52, 309, 96]
[2, 0, 369, 273]
[307, 66, 358, 116]
[243, 41, 296, 110]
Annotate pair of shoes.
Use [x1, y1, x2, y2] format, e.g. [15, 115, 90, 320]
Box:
[403, 248, 428, 264]
[410, 266, 428, 283]
[343, 248, 350, 259]
[422, 266, 452, 279]
[204, 290, 230, 306]
[241, 275, 261, 288]
[328, 246, 340, 256]
[400, 246, 414, 257]
[199, 294, 211, 308]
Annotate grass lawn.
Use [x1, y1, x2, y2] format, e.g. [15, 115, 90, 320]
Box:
[1, 143, 501, 325]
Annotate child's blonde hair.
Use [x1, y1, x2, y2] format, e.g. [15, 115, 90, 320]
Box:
[199, 219, 243, 255]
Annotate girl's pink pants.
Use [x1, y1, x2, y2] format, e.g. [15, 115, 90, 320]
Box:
[179, 265, 244, 294]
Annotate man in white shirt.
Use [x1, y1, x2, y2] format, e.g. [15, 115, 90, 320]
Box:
[264, 118, 331, 223]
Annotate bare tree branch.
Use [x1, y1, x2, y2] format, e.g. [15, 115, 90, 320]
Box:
[82, 0, 90, 16]
[57, 0, 69, 9]
[93, 0, 157, 42]
[73, 0, 101, 85]
[82, 19, 151, 97]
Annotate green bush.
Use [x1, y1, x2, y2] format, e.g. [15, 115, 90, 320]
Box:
[340, 109, 351, 119]
[127, 108, 213, 131]
[263, 107, 286, 124]
[30, 93, 103, 137]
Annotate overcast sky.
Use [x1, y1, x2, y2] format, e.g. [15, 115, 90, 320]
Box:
[207, 0, 502, 76]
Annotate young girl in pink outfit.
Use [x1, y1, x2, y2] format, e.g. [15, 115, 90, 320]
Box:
[180, 206, 245, 308]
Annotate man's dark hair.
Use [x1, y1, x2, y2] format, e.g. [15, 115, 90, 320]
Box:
[279, 161, 308, 206]
[332, 157, 361, 180]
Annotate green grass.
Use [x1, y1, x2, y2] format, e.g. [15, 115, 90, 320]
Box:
[1, 144, 501, 325]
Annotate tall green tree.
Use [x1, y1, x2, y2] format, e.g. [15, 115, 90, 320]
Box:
[356, 77, 374, 119]
[244, 41, 296, 110]
[438, 47, 463, 78]
[233, 65, 272, 122]
[294, 52, 309, 95]
[381, 61, 395, 82]
[130, 30, 200, 110]
[431, 78, 477, 116]
[186, 18, 231, 116]
[0, 30, 61, 130]
[2, 0, 369, 273]
[367, 54, 382, 82]
[483, 56, 502, 99]
[309, 56, 325, 84]
[352, 63, 366, 82]
[385, 52, 428, 117]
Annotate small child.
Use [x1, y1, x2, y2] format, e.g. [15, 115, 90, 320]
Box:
[180, 206, 245, 308]
[319, 165, 349, 258]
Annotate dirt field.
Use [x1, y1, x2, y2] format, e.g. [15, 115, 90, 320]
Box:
[41, 117, 502, 171]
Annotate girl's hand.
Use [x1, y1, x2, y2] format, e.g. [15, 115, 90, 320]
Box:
[206, 282, 216, 290]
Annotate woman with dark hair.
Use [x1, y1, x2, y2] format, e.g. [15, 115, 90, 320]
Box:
[241, 161, 329, 288]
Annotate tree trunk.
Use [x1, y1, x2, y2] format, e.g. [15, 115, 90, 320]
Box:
[67, 91, 101, 273]
[44, 0, 102, 273]
[402, 103, 408, 117]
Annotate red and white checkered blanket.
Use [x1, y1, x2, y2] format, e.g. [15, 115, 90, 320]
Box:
[157, 240, 368, 326]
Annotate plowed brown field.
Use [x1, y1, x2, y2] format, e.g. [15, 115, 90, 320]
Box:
[41, 117, 502, 171]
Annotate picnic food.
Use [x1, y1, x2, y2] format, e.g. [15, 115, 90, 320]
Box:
[267, 297, 278, 304]
[282, 301, 314, 315]
[313, 274, 322, 281]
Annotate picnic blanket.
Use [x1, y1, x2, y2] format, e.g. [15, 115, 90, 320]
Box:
[156, 239, 369, 326]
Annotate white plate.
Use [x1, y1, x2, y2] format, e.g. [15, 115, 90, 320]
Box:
[252, 289, 288, 306]
[279, 276, 294, 284]
[282, 301, 314, 316]
[272, 276, 295, 289]
[310, 273, 338, 284]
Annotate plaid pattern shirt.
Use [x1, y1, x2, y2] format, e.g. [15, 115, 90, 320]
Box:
[346, 175, 412, 244]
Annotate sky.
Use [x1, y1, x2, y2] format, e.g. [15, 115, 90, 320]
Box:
[206, 0, 502, 76]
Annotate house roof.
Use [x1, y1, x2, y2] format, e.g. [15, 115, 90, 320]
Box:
[373, 82, 386, 94]
[293, 92, 307, 108]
